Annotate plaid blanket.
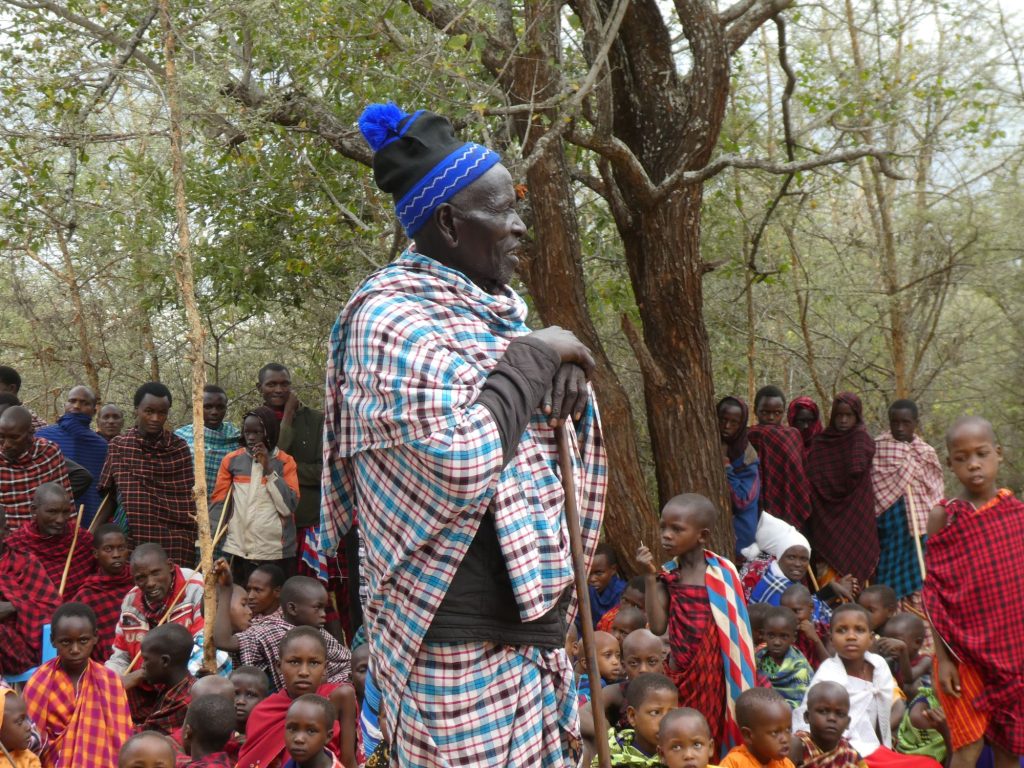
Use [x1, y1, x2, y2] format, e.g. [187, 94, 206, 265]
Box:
[174, 421, 241, 501]
[320, 250, 607, 745]
[128, 673, 195, 733]
[749, 424, 813, 526]
[871, 433, 944, 523]
[795, 732, 866, 768]
[0, 437, 72, 530]
[7, 519, 96, 598]
[99, 428, 197, 565]
[72, 565, 135, 662]
[923, 489, 1024, 753]
[874, 499, 923, 599]
[23, 658, 133, 767]
[0, 546, 61, 674]
[756, 646, 813, 708]
[805, 394, 879, 580]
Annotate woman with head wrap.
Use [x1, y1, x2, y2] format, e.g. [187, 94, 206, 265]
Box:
[787, 396, 824, 457]
[717, 397, 761, 557]
[804, 393, 880, 583]
[209, 406, 301, 584]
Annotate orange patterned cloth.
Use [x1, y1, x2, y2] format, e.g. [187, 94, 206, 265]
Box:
[932, 658, 987, 751]
[23, 658, 133, 768]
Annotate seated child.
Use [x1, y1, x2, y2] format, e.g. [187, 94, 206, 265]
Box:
[566, 625, 580, 667]
[127, 623, 197, 734]
[22, 602, 134, 766]
[658, 707, 716, 768]
[578, 630, 623, 706]
[895, 687, 948, 765]
[793, 604, 941, 768]
[756, 607, 813, 708]
[858, 586, 913, 678]
[118, 731, 177, 768]
[604, 629, 667, 727]
[611, 606, 647, 647]
[230, 584, 253, 633]
[71, 524, 134, 663]
[180, 694, 237, 766]
[601, 672, 679, 766]
[780, 585, 830, 669]
[588, 543, 627, 629]
[879, 614, 930, 695]
[285, 694, 345, 768]
[0, 688, 41, 768]
[597, 576, 647, 633]
[213, 566, 351, 692]
[237, 627, 357, 768]
[924, 416, 1024, 768]
[790, 681, 866, 768]
[638, 494, 756, 757]
[720, 688, 794, 768]
[350, 644, 369, 703]
[749, 603, 771, 648]
[231, 666, 270, 754]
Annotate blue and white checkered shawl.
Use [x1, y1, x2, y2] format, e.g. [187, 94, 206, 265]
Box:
[321, 250, 608, 737]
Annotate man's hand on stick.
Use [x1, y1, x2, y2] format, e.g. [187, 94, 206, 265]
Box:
[529, 326, 595, 427]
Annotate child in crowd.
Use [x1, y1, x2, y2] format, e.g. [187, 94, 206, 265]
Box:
[128, 623, 196, 734]
[790, 681, 865, 768]
[611, 606, 646, 647]
[230, 666, 270, 753]
[246, 564, 285, 624]
[598, 576, 648, 633]
[749, 603, 770, 648]
[602, 672, 679, 766]
[350, 644, 369, 703]
[879, 613, 930, 695]
[565, 624, 580, 667]
[71, 524, 134, 662]
[117, 731, 176, 768]
[793, 604, 940, 768]
[720, 688, 794, 768]
[639, 493, 756, 758]
[780, 585, 829, 669]
[23, 602, 134, 767]
[923, 416, 1024, 768]
[588, 543, 627, 630]
[857, 585, 898, 634]
[603, 629, 667, 727]
[284, 695, 345, 768]
[213, 565, 351, 692]
[578, 631, 623, 706]
[236, 627, 357, 768]
[0, 688, 41, 768]
[180, 694, 237, 766]
[658, 708, 716, 768]
[895, 688, 948, 765]
[756, 607, 813, 708]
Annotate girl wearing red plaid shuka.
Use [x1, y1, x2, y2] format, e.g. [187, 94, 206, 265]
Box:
[924, 416, 1024, 768]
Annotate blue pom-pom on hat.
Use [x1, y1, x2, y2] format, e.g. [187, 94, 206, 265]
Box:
[358, 102, 408, 152]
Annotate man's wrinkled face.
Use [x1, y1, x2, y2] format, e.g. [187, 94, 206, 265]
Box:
[65, 386, 97, 418]
[33, 491, 72, 537]
[97, 404, 124, 438]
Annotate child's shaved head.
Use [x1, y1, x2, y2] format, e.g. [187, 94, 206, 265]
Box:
[735, 687, 788, 729]
[806, 680, 848, 709]
[663, 494, 718, 529]
[946, 415, 998, 448]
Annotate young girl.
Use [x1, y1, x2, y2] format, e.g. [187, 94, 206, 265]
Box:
[0, 688, 40, 768]
[793, 604, 940, 768]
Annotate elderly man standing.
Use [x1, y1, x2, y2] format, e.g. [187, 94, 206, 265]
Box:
[37, 385, 108, 525]
[0, 405, 73, 530]
[321, 103, 607, 766]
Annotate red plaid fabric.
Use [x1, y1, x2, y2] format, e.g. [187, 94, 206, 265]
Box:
[805, 393, 879, 580]
[238, 683, 342, 768]
[662, 574, 727, 756]
[128, 673, 195, 733]
[0, 546, 61, 675]
[0, 437, 72, 529]
[72, 565, 135, 662]
[7, 519, 96, 598]
[923, 489, 1024, 753]
[871, 433, 945, 524]
[99, 428, 197, 565]
[235, 613, 351, 692]
[749, 424, 813, 526]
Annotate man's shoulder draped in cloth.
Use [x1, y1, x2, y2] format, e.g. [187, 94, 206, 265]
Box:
[320, 249, 608, 740]
[7, 519, 96, 599]
[0, 546, 61, 674]
[923, 489, 1024, 754]
[871, 432, 944, 523]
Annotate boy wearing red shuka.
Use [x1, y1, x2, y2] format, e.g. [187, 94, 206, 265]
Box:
[923, 416, 1024, 768]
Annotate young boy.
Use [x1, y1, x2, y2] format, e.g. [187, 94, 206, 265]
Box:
[880, 613, 930, 694]
[128, 623, 196, 734]
[0, 688, 41, 768]
[597, 576, 648, 633]
[588, 543, 627, 629]
[213, 566, 351, 692]
[180, 694, 237, 766]
[638, 494, 756, 757]
[749, 603, 770, 648]
[756, 607, 813, 709]
[23, 602, 134, 766]
[923, 416, 1024, 768]
[658, 707, 716, 768]
[610, 606, 647, 647]
[230, 666, 270, 752]
[117, 731, 177, 768]
[603, 629, 667, 728]
[578, 630, 624, 705]
[237, 627, 357, 768]
[857, 585, 898, 634]
[71, 523, 134, 662]
[780, 585, 829, 669]
[602, 672, 679, 766]
[790, 681, 865, 768]
[720, 688, 794, 768]
[285, 694, 344, 768]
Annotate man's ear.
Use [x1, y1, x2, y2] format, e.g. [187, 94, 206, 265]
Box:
[434, 204, 459, 246]
[182, 722, 193, 744]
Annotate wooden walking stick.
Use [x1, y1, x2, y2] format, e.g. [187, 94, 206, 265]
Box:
[905, 487, 927, 580]
[88, 493, 112, 534]
[556, 424, 611, 768]
[58, 504, 84, 596]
